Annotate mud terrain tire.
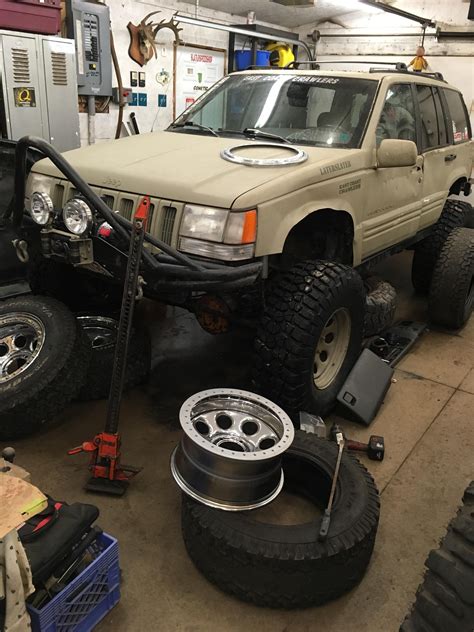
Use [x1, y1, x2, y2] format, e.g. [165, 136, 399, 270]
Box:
[0, 296, 89, 439]
[182, 431, 380, 609]
[253, 260, 365, 418]
[412, 199, 473, 294]
[400, 481, 474, 632]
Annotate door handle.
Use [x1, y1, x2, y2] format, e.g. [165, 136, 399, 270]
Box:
[445, 154, 457, 162]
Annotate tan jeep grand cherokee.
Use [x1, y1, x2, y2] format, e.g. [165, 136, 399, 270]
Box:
[25, 65, 474, 417]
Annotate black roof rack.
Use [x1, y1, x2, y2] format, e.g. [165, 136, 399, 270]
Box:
[285, 60, 408, 70]
[241, 60, 445, 82]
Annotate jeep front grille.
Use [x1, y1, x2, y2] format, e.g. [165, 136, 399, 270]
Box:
[148, 203, 155, 231]
[119, 197, 134, 220]
[56, 181, 182, 248]
[53, 183, 65, 209]
[160, 206, 177, 245]
[102, 195, 115, 210]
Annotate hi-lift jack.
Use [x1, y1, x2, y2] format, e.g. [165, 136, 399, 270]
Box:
[68, 196, 151, 496]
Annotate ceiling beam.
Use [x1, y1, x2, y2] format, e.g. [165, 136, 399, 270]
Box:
[359, 1, 436, 27]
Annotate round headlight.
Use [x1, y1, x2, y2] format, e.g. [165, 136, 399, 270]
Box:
[30, 192, 53, 225]
[63, 198, 93, 235]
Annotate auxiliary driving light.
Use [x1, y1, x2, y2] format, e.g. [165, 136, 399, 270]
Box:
[30, 192, 53, 225]
[63, 198, 93, 235]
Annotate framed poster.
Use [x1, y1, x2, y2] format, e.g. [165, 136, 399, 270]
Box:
[173, 43, 226, 119]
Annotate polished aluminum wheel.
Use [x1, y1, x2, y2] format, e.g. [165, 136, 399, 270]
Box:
[171, 388, 294, 511]
[313, 308, 351, 390]
[0, 313, 45, 383]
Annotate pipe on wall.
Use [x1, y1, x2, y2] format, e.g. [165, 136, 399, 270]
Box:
[174, 14, 314, 61]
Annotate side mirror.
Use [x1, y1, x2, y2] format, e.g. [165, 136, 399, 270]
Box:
[377, 139, 418, 168]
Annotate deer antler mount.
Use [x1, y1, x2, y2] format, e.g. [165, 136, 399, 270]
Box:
[127, 12, 183, 67]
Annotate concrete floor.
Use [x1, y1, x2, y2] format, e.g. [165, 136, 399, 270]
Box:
[3, 250, 474, 632]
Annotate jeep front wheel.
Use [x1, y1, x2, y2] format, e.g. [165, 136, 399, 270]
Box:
[253, 260, 365, 418]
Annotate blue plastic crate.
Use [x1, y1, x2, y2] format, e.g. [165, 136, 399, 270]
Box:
[28, 532, 120, 632]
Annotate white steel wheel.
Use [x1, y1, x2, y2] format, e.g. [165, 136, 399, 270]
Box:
[313, 308, 351, 390]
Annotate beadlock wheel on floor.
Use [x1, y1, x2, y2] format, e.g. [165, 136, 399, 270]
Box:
[171, 389, 294, 511]
[181, 431, 380, 609]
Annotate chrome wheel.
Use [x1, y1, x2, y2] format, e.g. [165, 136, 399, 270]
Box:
[0, 313, 46, 384]
[313, 308, 351, 390]
[77, 316, 117, 349]
[171, 389, 294, 511]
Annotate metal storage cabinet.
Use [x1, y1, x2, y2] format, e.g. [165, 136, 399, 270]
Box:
[0, 29, 80, 152]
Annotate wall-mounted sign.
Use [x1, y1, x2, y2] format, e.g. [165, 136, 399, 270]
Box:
[14, 87, 36, 108]
[174, 44, 226, 119]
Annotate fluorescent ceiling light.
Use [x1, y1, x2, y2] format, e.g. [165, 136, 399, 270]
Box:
[337, 0, 380, 13]
[271, 0, 314, 5]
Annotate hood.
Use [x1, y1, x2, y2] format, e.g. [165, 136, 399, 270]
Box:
[32, 131, 360, 208]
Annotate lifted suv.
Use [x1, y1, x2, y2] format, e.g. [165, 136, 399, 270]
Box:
[10, 64, 474, 418]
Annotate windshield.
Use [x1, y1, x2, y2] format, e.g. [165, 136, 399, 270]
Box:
[170, 74, 378, 149]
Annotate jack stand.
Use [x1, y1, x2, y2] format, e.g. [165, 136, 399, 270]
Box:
[68, 197, 150, 495]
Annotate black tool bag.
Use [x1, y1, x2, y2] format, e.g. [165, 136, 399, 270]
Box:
[18, 498, 99, 585]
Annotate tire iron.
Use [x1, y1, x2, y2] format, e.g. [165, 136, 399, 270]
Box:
[318, 431, 345, 541]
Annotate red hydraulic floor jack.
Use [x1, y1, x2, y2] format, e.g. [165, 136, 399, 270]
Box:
[69, 197, 150, 495]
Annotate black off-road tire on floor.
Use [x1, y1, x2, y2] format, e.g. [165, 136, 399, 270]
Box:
[181, 431, 380, 609]
[400, 481, 474, 632]
[253, 260, 365, 419]
[0, 296, 90, 440]
[363, 276, 397, 338]
[428, 228, 474, 330]
[411, 199, 473, 294]
[76, 315, 151, 401]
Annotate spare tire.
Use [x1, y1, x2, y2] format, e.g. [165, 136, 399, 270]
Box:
[76, 315, 151, 401]
[181, 431, 380, 609]
[401, 481, 474, 632]
[364, 277, 397, 338]
[0, 296, 90, 439]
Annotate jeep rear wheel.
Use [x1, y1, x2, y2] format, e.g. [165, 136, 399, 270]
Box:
[412, 199, 473, 294]
[253, 260, 365, 419]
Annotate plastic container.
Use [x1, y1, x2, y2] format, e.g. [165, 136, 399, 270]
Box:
[28, 532, 120, 632]
[234, 50, 271, 70]
[0, 0, 61, 36]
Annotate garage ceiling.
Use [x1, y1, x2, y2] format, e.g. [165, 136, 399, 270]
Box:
[181, 0, 370, 28]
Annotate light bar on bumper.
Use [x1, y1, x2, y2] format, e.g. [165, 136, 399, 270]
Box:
[178, 205, 257, 261]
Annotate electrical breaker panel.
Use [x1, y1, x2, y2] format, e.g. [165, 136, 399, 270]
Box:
[66, 0, 112, 96]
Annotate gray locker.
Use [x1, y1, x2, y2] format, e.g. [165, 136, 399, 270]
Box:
[1, 32, 45, 139]
[0, 30, 80, 152]
[41, 37, 80, 151]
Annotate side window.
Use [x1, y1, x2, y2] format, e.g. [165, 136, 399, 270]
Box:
[443, 89, 471, 144]
[432, 88, 448, 147]
[376, 84, 416, 146]
[416, 85, 440, 150]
